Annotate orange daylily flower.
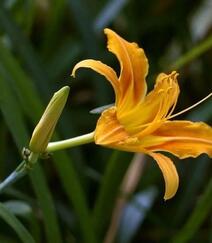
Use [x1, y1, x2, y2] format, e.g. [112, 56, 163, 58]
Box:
[72, 28, 212, 200]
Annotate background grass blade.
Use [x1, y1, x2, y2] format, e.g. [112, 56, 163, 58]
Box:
[0, 68, 63, 243]
[0, 39, 97, 243]
[169, 34, 212, 70]
[53, 151, 97, 243]
[0, 66, 28, 147]
[68, 0, 110, 104]
[94, 0, 128, 32]
[93, 151, 130, 239]
[0, 203, 35, 243]
[172, 178, 212, 243]
[0, 1, 211, 242]
[68, 0, 98, 54]
[29, 165, 63, 243]
[41, 0, 66, 57]
[0, 6, 51, 97]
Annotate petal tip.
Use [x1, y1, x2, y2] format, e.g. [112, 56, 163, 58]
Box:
[104, 28, 113, 35]
[71, 65, 77, 77]
[163, 193, 175, 201]
[150, 153, 179, 201]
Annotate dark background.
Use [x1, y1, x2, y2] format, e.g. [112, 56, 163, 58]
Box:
[0, 0, 211, 242]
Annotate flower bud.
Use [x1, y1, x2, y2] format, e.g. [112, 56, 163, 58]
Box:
[29, 86, 70, 153]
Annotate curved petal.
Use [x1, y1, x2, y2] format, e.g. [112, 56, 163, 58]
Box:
[72, 59, 120, 102]
[144, 72, 180, 120]
[94, 107, 129, 145]
[150, 152, 179, 200]
[104, 28, 149, 112]
[145, 121, 212, 158]
[118, 71, 180, 136]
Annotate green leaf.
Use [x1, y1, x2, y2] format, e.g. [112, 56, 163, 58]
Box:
[0, 202, 35, 243]
[0, 6, 51, 96]
[169, 34, 212, 70]
[3, 199, 42, 241]
[0, 121, 7, 178]
[41, 0, 66, 57]
[0, 65, 28, 148]
[68, 0, 98, 54]
[0, 40, 42, 122]
[53, 151, 97, 243]
[94, 0, 128, 32]
[118, 187, 158, 243]
[46, 39, 81, 81]
[3, 200, 32, 216]
[68, 0, 110, 104]
[0, 65, 63, 243]
[172, 178, 212, 243]
[0, 38, 97, 243]
[93, 151, 130, 239]
[29, 164, 63, 243]
[173, 156, 210, 225]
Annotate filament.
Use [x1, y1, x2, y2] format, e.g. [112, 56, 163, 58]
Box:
[169, 92, 212, 119]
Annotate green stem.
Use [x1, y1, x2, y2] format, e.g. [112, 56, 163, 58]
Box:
[0, 132, 95, 193]
[46, 131, 95, 152]
[0, 153, 39, 193]
[28, 153, 39, 165]
[0, 165, 26, 192]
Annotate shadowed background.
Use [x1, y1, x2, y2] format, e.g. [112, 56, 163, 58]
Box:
[0, 0, 211, 242]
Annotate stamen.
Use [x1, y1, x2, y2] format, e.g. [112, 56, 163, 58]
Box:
[167, 87, 180, 118]
[138, 94, 165, 137]
[136, 92, 211, 131]
[169, 92, 212, 119]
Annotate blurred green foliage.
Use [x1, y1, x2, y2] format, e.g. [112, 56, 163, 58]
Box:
[0, 0, 211, 242]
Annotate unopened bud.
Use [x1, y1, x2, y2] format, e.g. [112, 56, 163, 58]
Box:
[29, 86, 70, 153]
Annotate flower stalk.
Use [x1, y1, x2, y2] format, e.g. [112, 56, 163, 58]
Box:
[0, 85, 94, 193]
[47, 132, 95, 152]
[0, 132, 95, 193]
[0, 153, 39, 192]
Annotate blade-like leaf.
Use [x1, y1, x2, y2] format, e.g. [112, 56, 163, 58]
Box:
[0, 67, 63, 243]
[90, 103, 114, 114]
[93, 151, 130, 239]
[3, 200, 32, 217]
[0, 6, 51, 97]
[94, 0, 128, 32]
[172, 178, 212, 243]
[0, 202, 35, 243]
[0, 39, 97, 243]
[118, 187, 158, 243]
[169, 34, 212, 70]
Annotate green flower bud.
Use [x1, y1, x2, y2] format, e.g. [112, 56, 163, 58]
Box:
[29, 86, 70, 153]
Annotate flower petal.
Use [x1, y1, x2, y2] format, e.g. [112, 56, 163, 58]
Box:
[72, 59, 120, 103]
[94, 107, 129, 145]
[104, 28, 149, 112]
[118, 71, 179, 136]
[146, 121, 212, 158]
[150, 152, 179, 200]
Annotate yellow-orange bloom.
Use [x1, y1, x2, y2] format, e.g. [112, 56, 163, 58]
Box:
[72, 29, 212, 200]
